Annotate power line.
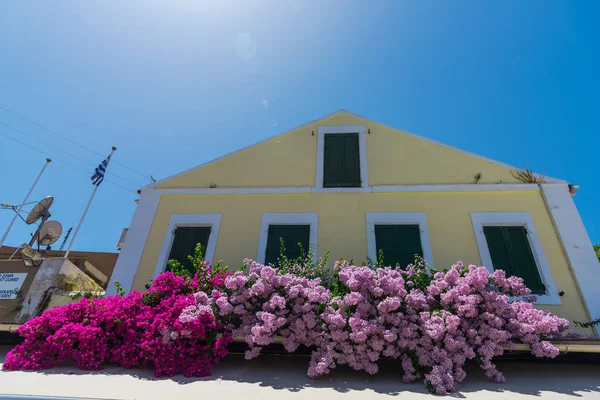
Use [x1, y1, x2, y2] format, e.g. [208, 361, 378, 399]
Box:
[0, 201, 38, 208]
[0, 131, 138, 195]
[0, 206, 29, 224]
[0, 105, 152, 181]
[0, 121, 145, 189]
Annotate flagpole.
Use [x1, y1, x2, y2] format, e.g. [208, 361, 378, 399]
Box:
[0, 158, 52, 249]
[64, 147, 116, 258]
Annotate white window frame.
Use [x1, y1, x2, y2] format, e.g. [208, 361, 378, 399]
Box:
[153, 213, 222, 278]
[366, 212, 434, 267]
[470, 212, 561, 305]
[316, 125, 369, 192]
[256, 213, 318, 264]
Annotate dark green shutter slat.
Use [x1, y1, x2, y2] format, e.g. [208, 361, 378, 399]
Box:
[505, 227, 545, 294]
[324, 135, 342, 187]
[287, 225, 310, 259]
[375, 225, 423, 269]
[483, 226, 545, 295]
[398, 225, 423, 267]
[342, 134, 361, 186]
[483, 227, 516, 277]
[375, 226, 398, 267]
[167, 227, 211, 274]
[168, 228, 193, 265]
[265, 226, 285, 266]
[323, 133, 360, 188]
[265, 225, 310, 266]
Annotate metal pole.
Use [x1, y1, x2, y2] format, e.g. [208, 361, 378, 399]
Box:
[64, 147, 116, 258]
[0, 158, 51, 249]
[57, 227, 72, 257]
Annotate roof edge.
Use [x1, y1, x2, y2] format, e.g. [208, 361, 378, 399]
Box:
[340, 110, 566, 184]
[143, 109, 566, 190]
[143, 109, 348, 190]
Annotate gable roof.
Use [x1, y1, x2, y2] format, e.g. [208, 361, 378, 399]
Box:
[144, 109, 566, 190]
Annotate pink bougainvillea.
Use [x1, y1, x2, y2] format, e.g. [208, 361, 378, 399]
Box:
[3, 269, 231, 378]
[3, 255, 571, 395]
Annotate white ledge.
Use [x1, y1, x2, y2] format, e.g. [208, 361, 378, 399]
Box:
[144, 183, 564, 196]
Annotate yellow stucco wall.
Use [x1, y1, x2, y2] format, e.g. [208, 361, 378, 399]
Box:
[156, 112, 524, 189]
[131, 189, 591, 332]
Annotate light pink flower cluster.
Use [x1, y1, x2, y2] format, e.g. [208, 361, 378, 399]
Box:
[215, 260, 569, 394]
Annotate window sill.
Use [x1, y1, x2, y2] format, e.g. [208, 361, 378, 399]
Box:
[312, 187, 373, 193]
[511, 293, 562, 306]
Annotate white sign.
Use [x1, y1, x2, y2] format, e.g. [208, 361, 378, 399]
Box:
[0, 273, 28, 300]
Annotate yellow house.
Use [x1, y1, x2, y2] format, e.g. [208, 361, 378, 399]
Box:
[108, 110, 600, 331]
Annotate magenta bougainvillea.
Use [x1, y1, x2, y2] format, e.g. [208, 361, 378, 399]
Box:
[3, 266, 232, 378]
[3, 255, 570, 395]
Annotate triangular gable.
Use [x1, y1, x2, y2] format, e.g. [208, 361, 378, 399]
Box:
[147, 110, 565, 190]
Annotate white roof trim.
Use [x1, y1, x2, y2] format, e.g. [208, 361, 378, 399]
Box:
[143, 183, 568, 196]
[145, 109, 566, 189]
[145, 110, 347, 189]
[338, 110, 565, 184]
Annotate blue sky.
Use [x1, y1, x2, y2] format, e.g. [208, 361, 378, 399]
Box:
[0, 1, 598, 253]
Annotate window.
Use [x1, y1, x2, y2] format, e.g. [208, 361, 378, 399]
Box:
[471, 212, 561, 304]
[483, 226, 545, 294]
[264, 225, 310, 266]
[257, 213, 318, 265]
[154, 214, 221, 278]
[366, 212, 434, 268]
[316, 125, 368, 191]
[166, 227, 211, 273]
[323, 133, 361, 187]
[374, 225, 423, 268]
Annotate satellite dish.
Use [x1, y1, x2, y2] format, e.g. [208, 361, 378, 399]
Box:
[25, 196, 54, 225]
[36, 220, 63, 246]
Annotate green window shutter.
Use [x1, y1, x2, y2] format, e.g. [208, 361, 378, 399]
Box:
[505, 227, 545, 294]
[264, 225, 310, 266]
[323, 133, 361, 188]
[167, 227, 211, 274]
[374, 225, 423, 269]
[483, 227, 516, 277]
[483, 226, 545, 294]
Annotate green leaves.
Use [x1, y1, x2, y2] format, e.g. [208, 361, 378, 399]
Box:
[276, 238, 331, 281]
[113, 281, 127, 297]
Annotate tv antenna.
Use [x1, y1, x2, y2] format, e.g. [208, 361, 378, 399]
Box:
[34, 220, 63, 248]
[25, 196, 54, 246]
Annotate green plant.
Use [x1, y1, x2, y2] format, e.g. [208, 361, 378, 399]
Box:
[367, 249, 386, 269]
[114, 281, 127, 297]
[511, 164, 546, 184]
[273, 238, 330, 281]
[573, 319, 600, 329]
[594, 244, 600, 262]
[167, 243, 213, 278]
[473, 172, 482, 184]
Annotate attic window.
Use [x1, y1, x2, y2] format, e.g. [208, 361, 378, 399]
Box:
[323, 133, 361, 187]
[316, 125, 368, 190]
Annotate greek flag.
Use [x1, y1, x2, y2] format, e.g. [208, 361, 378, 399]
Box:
[91, 156, 109, 186]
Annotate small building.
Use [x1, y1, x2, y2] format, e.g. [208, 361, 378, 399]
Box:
[108, 110, 600, 331]
[0, 246, 118, 323]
